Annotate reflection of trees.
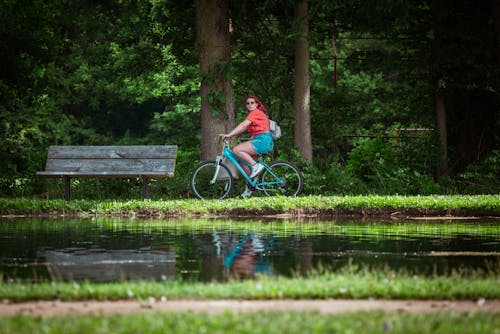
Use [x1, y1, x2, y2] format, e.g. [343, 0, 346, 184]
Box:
[4, 218, 498, 282]
[295, 240, 313, 275]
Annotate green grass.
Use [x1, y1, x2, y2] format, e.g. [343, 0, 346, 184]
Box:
[2, 266, 499, 302]
[0, 311, 498, 334]
[0, 194, 499, 217]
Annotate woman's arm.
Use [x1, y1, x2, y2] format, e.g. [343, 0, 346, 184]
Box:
[219, 119, 251, 139]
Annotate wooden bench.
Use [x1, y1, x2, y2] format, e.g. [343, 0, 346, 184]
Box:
[37, 145, 177, 201]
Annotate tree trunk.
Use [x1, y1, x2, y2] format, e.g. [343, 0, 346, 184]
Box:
[195, 0, 234, 160]
[435, 80, 448, 176]
[431, 0, 448, 177]
[492, 0, 500, 66]
[293, 0, 313, 163]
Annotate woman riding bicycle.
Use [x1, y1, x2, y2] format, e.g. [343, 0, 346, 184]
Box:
[219, 96, 274, 197]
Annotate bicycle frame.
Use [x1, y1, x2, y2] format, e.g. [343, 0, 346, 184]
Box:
[211, 141, 283, 189]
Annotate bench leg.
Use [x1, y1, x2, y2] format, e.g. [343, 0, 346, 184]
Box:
[64, 176, 71, 201]
[142, 178, 150, 200]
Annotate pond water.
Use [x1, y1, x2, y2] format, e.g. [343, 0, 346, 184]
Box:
[0, 217, 498, 282]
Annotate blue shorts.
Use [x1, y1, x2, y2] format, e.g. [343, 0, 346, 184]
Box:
[251, 132, 274, 155]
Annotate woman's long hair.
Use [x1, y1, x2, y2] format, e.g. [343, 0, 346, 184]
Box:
[246, 95, 267, 114]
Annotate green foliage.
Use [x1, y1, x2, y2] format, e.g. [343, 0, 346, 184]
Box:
[0, 0, 198, 197]
[313, 161, 369, 195]
[454, 150, 500, 194]
[346, 133, 441, 195]
[0, 97, 73, 196]
[1, 0, 497, 198]
[277, 148, 367, 195]
[148, 99, 201, 149]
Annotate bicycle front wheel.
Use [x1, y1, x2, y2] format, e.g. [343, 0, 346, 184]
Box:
[260, 161, 303, 197]
[190, 161, 233, 200]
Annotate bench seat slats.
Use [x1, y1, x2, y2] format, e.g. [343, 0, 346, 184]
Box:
[37, 145, 178, 200]
[43, 158, 175, 174]
[47, 146, 177, 159]
[36, 171, 173, 178]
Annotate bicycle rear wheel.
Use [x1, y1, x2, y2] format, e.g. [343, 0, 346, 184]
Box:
[190, 161, 233, 200]
[260, 161, 303, 197]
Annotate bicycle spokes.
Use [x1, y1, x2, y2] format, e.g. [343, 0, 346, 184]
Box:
[259, 161, 303, 197]
[190, 161, 233, 200]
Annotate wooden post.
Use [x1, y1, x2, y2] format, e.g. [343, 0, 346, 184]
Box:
[64, 176, 71, 201]
[142, 178, 150, 200]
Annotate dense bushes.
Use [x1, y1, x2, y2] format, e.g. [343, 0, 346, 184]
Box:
[5, 141, 498, 200]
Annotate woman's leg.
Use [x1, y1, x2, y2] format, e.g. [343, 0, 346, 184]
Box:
[233, 141, 258, 175]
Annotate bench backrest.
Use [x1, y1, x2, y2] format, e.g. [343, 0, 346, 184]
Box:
[42, 145, 177, 177]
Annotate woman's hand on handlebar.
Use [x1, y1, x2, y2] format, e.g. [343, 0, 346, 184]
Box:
[219, 134, 231, 140]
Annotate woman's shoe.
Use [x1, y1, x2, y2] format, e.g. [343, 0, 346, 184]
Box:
[241, 185, 254, 197]
[249, 163, 264, 178]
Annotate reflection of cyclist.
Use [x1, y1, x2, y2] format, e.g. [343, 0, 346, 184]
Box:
[219, 96, 274, 197]
[224, 233, 273, 278]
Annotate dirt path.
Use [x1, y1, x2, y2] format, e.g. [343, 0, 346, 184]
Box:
[1, 299, 499, 317]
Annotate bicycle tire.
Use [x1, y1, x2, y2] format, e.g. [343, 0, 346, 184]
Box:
[190, 161, 233, 200]
[259, 161, 303, 197]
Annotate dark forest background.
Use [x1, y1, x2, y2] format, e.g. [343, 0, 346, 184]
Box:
[1, 0, 498, 199]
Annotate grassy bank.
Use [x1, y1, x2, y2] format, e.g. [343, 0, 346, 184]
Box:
[1, 311, 498, 334]
[0, 194, 499, 218]
[2, 266, 499, 302]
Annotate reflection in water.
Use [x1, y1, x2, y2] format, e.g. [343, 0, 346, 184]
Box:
[223, 233, 274, 279]
[0, 217, 498, 282]
[45, 249, 175, 282]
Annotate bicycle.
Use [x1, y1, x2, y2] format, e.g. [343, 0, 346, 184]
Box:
[190, 140, 303, 200]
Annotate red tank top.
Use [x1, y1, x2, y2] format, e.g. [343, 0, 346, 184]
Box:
[246, 109, 270, 138]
